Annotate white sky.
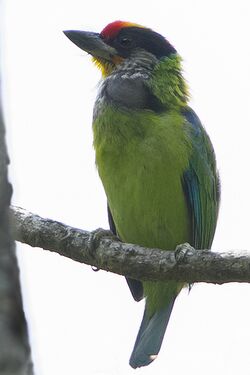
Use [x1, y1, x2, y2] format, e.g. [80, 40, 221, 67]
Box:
[2, 0, 250, 374]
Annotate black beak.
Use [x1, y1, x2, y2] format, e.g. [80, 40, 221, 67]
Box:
[63, 30, 117, 61]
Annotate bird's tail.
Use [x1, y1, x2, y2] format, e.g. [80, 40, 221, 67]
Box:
[129, 295, 176, 369]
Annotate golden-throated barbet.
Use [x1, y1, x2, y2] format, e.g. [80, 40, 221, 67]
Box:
[64, 20, 220, 369]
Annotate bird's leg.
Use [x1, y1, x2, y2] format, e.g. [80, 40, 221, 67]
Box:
[174, 242, 195, 264]
[88, 228, 117, 271]
[175, 243, 195, 292]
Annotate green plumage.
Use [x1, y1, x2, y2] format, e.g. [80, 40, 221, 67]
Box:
[93, 55, 219, 367]
[94, 107, 192, 250]
[64, 22, 220, 369]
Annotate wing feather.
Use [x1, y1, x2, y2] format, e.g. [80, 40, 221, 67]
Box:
[182, 107, 220, 249]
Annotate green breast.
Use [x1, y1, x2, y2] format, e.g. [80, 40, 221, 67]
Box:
[93, 105, 192, 250]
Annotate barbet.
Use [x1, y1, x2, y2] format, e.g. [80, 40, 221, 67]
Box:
[64, 20, 220, 368]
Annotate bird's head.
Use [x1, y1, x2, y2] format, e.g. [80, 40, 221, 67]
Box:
[64, 21, 189, 108]
[64, 21, 177, 77]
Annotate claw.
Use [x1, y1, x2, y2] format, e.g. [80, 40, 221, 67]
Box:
[88, 228, 114, 252]
[87, 229, 113, 272]
[87, 228, 119, 272]
[91, 266, 100, 272]
[174, 242, 195, 264]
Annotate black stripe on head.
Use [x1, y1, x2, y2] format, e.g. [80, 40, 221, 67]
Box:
[103, 27, 176, 59]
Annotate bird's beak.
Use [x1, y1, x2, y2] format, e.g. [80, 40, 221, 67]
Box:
[63, 30, 117, 61]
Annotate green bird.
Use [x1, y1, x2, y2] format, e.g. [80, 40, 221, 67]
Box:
[64, 20, 220, 368]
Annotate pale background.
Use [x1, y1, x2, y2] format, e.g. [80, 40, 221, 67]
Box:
[2, 0, 250, 374]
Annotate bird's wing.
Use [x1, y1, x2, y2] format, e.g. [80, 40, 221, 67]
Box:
[107, 204, 144, 301]
[182, 107, 220, 249]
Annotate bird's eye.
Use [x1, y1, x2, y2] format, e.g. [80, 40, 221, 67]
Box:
[119, 37, 132, 47]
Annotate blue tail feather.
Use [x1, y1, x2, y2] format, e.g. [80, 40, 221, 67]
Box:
[129, 297, 176, 368]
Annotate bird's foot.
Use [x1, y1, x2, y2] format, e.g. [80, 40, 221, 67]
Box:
[174, 242, 195, 264]
[88, 228, 116, 271]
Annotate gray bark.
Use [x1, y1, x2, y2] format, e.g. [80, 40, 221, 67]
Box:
[10, 206, 250, 285]
[0, 77, 33, 374]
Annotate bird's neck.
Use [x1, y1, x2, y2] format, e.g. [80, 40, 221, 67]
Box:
[113, 49, 158, 78]
[149, 54, 189, 109]
[110, 52, 189, 110]
[94, 53, 189, 119]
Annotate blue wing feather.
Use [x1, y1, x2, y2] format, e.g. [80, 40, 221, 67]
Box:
[182, 107, 220, 249]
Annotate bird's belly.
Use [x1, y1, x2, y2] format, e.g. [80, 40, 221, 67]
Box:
[94, 107, 192, 251]
[109, 163, 191, 250]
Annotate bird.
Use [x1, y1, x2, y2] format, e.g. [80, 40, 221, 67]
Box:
[64, 20, 220, 369]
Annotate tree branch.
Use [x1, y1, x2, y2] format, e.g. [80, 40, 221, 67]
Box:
[10, 206, 250, 284]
